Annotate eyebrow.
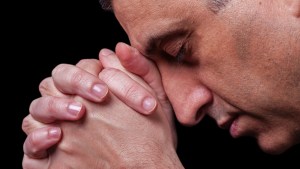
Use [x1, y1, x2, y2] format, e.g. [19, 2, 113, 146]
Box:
[144, 28, 188, 57]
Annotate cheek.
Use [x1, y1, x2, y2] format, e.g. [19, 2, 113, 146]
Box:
[193, 22, 269, 113]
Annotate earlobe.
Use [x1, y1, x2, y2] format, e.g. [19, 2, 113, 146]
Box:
[285, 0, 300, 17]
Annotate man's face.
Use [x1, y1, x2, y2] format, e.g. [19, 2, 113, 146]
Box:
[112, 0, 300, 154]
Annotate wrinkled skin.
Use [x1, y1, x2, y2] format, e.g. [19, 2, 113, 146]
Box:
[43, 92, 178, 168]
[113, 0, 300, 154]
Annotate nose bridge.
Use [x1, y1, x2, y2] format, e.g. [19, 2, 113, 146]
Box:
[162, 72, 213, 126]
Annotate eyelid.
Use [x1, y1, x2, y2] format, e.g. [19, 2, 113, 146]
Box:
[158, 31, 192, 62]
[175, 45, 186, 62]
[162, 40, 184, 57]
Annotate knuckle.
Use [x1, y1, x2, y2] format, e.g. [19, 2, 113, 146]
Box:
[26, 134, 40, 155]
[58, 143, 71, 154]
[69, 69, 86, 88]
[77, 59, 102, 76]
[52, 63, 96, 93]
[44, 96, 55, 113]
[100, 68, 143, 99]
[76, 59, 99, 68]
[22, 116, 33, 135]
[99, 68, 120, 84]
[29, 96, 56, 123]
[22, 114, 43, 135]
[28, 98, 39, 115]
[30, 96, 54, 115]
[51, 63, 69, 77]
[123, 83, 139, 99]
[38, 77, 53, 95]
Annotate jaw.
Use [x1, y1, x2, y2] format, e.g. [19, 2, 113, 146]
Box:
[256, 123, 300, 154]
[256, 135, 293, 155]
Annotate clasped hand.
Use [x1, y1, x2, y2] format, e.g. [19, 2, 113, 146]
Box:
[22, 42, 182, 168]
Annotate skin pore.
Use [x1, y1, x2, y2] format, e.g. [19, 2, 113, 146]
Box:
[106, 0, 300, 154]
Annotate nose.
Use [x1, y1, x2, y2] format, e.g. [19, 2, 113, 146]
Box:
[164, 80, 213, 126]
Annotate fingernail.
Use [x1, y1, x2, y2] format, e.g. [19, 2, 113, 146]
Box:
[68, 102, 82, 116]
[142, 97, 157, 113]
[123, 43, 139, 55]
[92, 84, 108, 100]
[48, 127, 61, 139]
[100, 48, 114, 56]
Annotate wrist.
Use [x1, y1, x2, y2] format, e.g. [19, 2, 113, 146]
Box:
[129, 144, 184, 169]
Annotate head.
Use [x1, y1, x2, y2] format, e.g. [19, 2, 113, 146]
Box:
[100, 0, 300, 154]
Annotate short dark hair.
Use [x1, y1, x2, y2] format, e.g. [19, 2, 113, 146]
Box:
[208, 0, 231, 13]
[98, 0, 230, 13]
[99, 0, 112, 11]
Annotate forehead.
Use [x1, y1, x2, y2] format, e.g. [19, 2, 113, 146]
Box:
[113, 0, 192, 19]
[112, 0, 208, 53]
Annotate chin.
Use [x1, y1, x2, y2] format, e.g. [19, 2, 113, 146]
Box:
[257, 136, 294, 155]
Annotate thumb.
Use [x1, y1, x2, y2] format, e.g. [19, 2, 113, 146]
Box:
[115, 42, 166, 101]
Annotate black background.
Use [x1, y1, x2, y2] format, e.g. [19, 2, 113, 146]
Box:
[16, 0, 299, 168]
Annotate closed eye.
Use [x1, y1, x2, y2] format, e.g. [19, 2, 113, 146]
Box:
[175, 45, 186, 62]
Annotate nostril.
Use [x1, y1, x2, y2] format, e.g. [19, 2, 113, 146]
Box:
[195, 109, 205, 123]
[169, 84, 213, 126]
[195, 101, 212, 123]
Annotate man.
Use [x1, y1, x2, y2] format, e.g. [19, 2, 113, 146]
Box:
[22, 0, 300, 168]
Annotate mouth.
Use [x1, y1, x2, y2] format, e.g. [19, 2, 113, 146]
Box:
[229, 118, 239, 138]
[218, 116, 240, 138]
[218, 116, 236, 130]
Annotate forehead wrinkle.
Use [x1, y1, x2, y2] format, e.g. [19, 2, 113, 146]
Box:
[113, 0, 200, 56]
[114, 0, 163, 21]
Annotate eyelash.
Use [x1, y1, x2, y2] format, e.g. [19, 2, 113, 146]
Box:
[175, 45, 186, 62]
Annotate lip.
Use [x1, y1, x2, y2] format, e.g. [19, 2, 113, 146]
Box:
[229, 118, 239, 138]
[217, 116, 240, 138]
[218, 117, 236, 130]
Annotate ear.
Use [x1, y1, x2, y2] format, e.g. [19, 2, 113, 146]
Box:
[284, 0, 300, 17]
